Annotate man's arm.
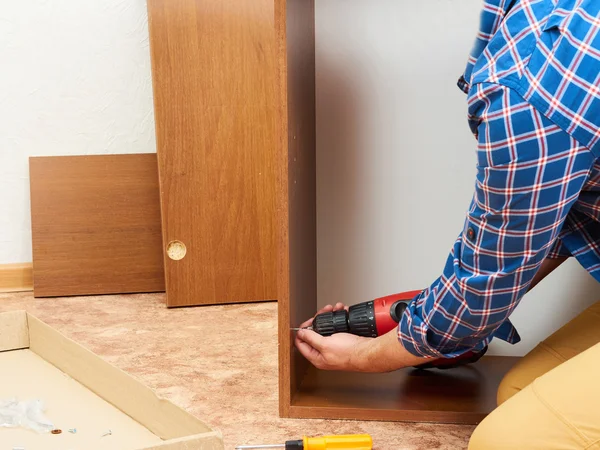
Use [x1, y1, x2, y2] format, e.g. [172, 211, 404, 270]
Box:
[296, 236, 572, 373]
[296, 324, 429, 372]
[395, 86, 592, 362]
[295, 254, 568, 373]
[297, 87, 591, 372]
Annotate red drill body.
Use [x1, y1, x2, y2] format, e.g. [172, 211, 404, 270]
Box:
[307, 290, 487, 370]
[370, 290, 423, 336]
[309, 290, 421, 338]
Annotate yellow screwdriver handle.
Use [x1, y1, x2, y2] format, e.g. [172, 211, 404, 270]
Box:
[303, 434, 373, 450]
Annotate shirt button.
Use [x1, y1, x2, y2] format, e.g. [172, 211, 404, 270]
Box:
[467, 227, 476, 241]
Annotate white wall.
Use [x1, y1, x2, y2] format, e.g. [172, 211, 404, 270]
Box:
[315, 0, 600, 356]
[0, 1, 156, 264]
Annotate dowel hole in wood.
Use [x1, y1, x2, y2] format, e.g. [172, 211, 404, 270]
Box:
[166, 241, 187, 261]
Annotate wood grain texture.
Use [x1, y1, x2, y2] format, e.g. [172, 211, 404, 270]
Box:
[146, 0, 277, 307]
[0, 263, 33, 293]
[290, 357, 519, 424]
[29, 154, 165, 297]
[275, 0, 317, 417]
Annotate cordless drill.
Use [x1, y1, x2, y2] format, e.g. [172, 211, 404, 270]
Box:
[301, 290, 487, 370]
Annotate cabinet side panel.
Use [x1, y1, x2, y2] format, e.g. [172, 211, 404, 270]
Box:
[276, 0, 317, 416]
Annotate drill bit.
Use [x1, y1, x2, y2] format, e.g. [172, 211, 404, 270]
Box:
[291, 326, 313, 331]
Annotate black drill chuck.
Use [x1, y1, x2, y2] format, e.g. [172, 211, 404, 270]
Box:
[347, 301, 377, 337]
[312, 310, 350, 336]
[311, 302, 378, 338]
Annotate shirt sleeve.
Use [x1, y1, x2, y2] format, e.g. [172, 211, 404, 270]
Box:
[547, 237, 572, 259]
[397, 85, 595, 359]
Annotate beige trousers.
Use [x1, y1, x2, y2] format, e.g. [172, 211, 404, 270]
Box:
[469, 302, 600, 449]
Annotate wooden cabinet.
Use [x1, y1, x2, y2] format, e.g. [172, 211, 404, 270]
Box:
[275, 0, 519, 424]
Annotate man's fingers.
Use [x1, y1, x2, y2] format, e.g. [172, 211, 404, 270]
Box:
[299, 318, 313, 328]
[295, 336, 321, 365]
[299, 305, 334, 328]
[295, 332, 327, 369]
[317, 305, 334, 315]
[297, 329, 325, 352]
[325, 303, 346, 312]
[297, 304, 347, 329]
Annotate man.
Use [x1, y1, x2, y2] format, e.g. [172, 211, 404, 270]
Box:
[295, 0, 600, 447]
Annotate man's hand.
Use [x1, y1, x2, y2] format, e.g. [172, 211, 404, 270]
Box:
[295, 329, 370, 371]
[294, 302, 368, 371]
[294, 303, 368, 371]
[294, 303, 430, 372]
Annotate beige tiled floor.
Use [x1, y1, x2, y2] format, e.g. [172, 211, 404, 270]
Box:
[0, 292, 474, 449]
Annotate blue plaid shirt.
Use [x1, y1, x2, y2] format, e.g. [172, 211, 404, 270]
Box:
[399, 0, 600, 358]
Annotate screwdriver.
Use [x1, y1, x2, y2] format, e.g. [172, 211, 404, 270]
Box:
[235, 434, 373, 450]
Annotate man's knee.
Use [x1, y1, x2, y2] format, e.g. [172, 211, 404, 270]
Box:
[496, 367, 522, 405]
[496, 300, 600, 405]
[496, 342, 564, 405]
[469, 383, 580, 450]
[468, 417, 498, 450]
[468, 397, 523, 450]
[472, 342, 600, 449]
[477, 342, 571, 447]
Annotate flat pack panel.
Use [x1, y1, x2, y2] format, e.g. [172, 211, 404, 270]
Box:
[291, 357, 519, 424]
[29, 154, 165, 297]
[0, 310, 29, 352]
[0, 349, 163, 449]
[138, 433, 224, 450]
[27, 314, 211, 440]
[0, 311, 223, 449]
[275, 0, 317, 416]
[146, 0, 277, 307]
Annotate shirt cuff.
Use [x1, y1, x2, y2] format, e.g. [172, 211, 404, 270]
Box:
[457, 75, 470, 94]
[397, 291, 517, 359]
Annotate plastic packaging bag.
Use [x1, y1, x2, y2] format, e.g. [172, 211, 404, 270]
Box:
[0, 398, 54, 433]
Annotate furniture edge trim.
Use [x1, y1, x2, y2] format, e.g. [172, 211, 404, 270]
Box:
[287, 405, 486, 425]
[275, 0, 292, 419]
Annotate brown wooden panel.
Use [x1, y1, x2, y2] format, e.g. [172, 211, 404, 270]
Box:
[290, 357, 519, 424]
[275, 0, 317, 416]
[146, 0, 277, 307]
[29, 154, 165, 297]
